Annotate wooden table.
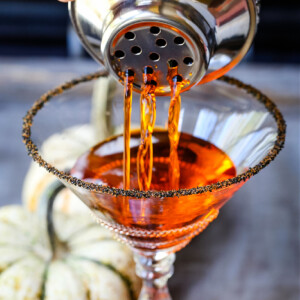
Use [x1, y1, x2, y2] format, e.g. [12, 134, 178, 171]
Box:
[0, 58, 299, 299]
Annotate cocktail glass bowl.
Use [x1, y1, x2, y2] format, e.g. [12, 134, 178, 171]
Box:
[23, 71, 285, 300]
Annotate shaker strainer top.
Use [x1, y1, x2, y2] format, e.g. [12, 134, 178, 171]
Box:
[107, 21, 207, 95]
[69, 0, 259, 95]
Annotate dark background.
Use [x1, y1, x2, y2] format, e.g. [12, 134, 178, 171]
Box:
[1, 0, 300, 63]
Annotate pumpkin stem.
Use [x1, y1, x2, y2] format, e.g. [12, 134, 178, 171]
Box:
[46, 182, 69, 260]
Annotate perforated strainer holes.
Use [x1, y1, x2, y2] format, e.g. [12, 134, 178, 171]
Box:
[114, 50, 125, 59]
[168, 59, 178, 68]
[144, 66, 154, 75]
[149, 53, 160, 61]
[131, 46, 142, 55]
[183, 57, 194, 66]
[156, 38, 167, 48]
[174, 36, 185, 46]
[125, 31, 136, 40]
[150, 26, 161, 35]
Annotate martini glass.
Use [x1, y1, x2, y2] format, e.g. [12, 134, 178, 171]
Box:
[23, 71, 285, 300]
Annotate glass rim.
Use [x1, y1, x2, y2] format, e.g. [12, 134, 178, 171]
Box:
[22, 71, 286, 199]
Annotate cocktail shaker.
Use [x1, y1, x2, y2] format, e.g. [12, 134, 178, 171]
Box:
[69, 0, 260, 95]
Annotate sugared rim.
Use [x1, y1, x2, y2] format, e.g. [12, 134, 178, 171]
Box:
[22, 71, 286, 199]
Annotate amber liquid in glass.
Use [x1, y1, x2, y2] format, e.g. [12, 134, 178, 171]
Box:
[71, 130, 237, 246]
[71, 130, 236, 194]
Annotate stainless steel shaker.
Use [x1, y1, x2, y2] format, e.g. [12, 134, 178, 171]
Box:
[69, 0, 260, 95]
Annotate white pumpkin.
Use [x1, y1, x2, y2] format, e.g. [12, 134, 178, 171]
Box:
[0, 205, 141, 299]
[22, 124, 97, 214]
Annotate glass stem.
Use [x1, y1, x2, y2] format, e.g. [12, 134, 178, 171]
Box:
[134, 251, 175, 300]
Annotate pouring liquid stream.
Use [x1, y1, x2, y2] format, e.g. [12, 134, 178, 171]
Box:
[168, 75, 184, 189]
[123, 70, 135, 190]
[136, 65, 184, 191]
[122, 66, 193, 191]
[137, 68, 157, 191]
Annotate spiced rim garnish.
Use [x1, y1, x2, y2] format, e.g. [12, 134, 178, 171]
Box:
[22, 71, 286, 198]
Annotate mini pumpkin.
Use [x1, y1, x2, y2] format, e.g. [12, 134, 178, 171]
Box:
[0, 204, 141, 299]
[22, 124, 97, 214]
